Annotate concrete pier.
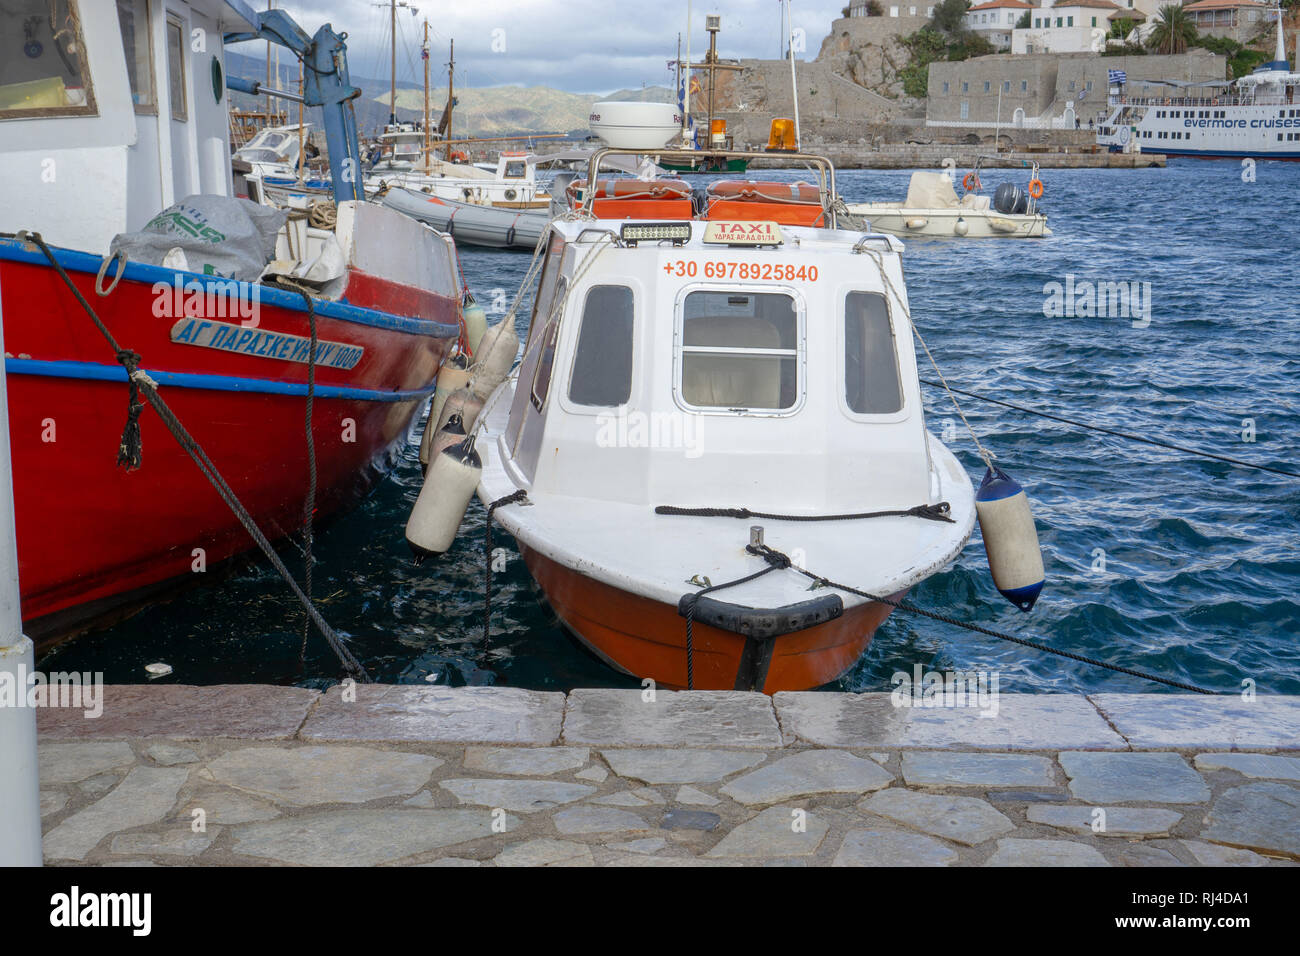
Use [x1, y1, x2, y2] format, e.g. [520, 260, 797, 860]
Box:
[35, 686, 1300, 866]
[748, 146, 1166, 170]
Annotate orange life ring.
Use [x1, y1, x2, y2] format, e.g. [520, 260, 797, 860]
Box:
[566, 178, 693, 202]
[962, 171, 981, 192]
[705, 180, 821, 204]
[1027, 178, 1043, 199]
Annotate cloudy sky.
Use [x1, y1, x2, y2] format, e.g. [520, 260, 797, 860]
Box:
[234, 1, 850, 93]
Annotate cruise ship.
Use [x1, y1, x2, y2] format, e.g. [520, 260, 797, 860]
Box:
[1096, 12, 1299, 160]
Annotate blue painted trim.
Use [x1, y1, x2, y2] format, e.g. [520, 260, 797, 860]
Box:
[6, 358, 434, 403]
[998, 580, 1044, 612]
[0, 239, 459, 339]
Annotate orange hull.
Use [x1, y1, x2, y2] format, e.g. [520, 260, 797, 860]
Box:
[519, 544, 902, 693]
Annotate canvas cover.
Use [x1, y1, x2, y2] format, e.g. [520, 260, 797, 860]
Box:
[903, 171, 959, 209]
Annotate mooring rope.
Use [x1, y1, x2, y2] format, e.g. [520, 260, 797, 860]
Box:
[682, 541, 1214, 694]
[920, 379, 1300, 480]
[18, 231, 369, 682]
[482, 490, 529, 662]
[296, 290, 320, 669]
[656, 502, 955, 524]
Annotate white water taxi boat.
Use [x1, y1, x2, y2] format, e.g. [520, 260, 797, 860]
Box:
[458, 145, 977, 692]
[845, 168, 1051, 239]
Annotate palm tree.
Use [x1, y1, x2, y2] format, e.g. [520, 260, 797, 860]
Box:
[1147, 4, 1197, 55]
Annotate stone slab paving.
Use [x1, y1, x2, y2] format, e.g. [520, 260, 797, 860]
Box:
[774, 693, 1124, 750]
[30, 686, 1300, 867]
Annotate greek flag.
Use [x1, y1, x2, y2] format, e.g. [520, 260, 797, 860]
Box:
[1108, 69, 1126, 85]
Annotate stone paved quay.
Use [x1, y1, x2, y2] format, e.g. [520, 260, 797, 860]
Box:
[34, 686, 1300, 867]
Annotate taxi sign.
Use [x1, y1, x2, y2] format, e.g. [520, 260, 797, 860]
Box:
[702, 221, 784, 246]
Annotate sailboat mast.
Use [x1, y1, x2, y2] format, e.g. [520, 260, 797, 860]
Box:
[389, 0, 397, 125]
[446, 40, 454, 161]
[423, 19, 430, 172]
[684, 0, 691, 142]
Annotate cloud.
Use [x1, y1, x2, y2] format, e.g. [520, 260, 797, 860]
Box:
[231, 0, 847, 93]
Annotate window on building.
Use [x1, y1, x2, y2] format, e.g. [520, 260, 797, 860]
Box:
[1021, 80, 1028, 92]
[962, 81, 969, 92]
[1055, 16, 1062, 26]
[844, 293, 903, 415]
[961, 99, 969, 118]
[568, 286, 635, 407]
[166, 14, 188, 121]
[1003, 80, 1011, 92]
[678, 291, 801, 412]
[117, 0, 156, 114]
[1034, 17, 1041, 27]
[1067, 16, 1073, 26]
[984, 81, 990, 92]
[943, 81, 949, 93]
[1090, 16, 1097, 26]
[0, 1, 97, 118]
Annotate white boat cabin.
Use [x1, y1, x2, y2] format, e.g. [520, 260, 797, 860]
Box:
[497, 216, 943, 516]
[0, 0, 257, 253]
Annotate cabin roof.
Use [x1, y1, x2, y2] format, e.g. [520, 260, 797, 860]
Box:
[549, 218, 902, 256]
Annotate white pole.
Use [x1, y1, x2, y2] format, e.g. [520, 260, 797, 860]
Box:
[0, 288, 41, 867]
[684, 0, 692, 145]
[788, 0, 801, 149]
[995, 85, 1002, 149]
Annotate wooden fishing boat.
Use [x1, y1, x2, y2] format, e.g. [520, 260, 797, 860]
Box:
[463, 137, 976, 693]
[0, 2, 465, 643]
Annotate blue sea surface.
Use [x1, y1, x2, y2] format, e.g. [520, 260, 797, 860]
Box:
[38, 159, 1300, 694]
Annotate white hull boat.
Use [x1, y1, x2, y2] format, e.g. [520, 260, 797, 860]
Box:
[846, 171, 1051, 239]
[408, 142, 981, 692]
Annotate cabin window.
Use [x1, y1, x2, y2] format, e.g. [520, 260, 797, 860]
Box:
[504, 160, 526, 178]
[165, 14, 187, 121]
[117, 0, 155, 113]
[529, 277, 568, 412]
[844, 292, 903, 415]
[569, 285, 634, 407]
[0, 1, 97, 119]
[677, 290, 800, 412]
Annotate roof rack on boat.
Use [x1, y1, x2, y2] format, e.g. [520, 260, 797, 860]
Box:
[573, 147, 843, 229]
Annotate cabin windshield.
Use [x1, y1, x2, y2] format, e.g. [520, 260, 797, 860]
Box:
[504, 161, 527, 178]
[0, 0, 96, 119]
[677, 290, 801, 412]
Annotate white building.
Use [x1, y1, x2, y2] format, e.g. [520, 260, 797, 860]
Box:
[965, 0, 1034, 50]
[1012, 0, 1136, 53]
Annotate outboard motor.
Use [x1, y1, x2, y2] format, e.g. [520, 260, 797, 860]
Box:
[993, 182, 1028, 215]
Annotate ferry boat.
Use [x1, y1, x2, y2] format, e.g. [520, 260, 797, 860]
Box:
[0, 2, 466, 643]
[1095, 11, 1300, 160]
[464, 138, 977, 693]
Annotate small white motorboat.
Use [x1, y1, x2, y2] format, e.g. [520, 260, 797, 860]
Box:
[846, 165, 1052, 239]
[406, 128, 986, 691]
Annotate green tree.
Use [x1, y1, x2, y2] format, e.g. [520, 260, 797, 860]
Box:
[1016, 11, 1030, 29]
[1146, 4, 1197, 55]
[1109, 17, 1134, 39]
[1193, 34, 1269, 78]
[930, 0, 972, 37]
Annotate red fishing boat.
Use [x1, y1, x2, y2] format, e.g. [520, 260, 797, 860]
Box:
[0, 2, 464, 644]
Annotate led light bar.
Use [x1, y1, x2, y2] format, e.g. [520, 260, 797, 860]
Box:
[620, 222, 693, 245]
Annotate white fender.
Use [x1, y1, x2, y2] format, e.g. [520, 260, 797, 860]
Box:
[405, 435, 483, 562]
[954, 216, 970, 236]
[974, 465, 1045, 611]
[429, 412, 468, 460]
[421, 355, 472, 467]
[436, 385, 486, 434]
[476, 319, 519, 385]
[905, 217, 928, 230]
[462, 298, 488, 357]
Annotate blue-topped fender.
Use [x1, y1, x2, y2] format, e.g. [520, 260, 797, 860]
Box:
[974, 464, 1046, 612]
